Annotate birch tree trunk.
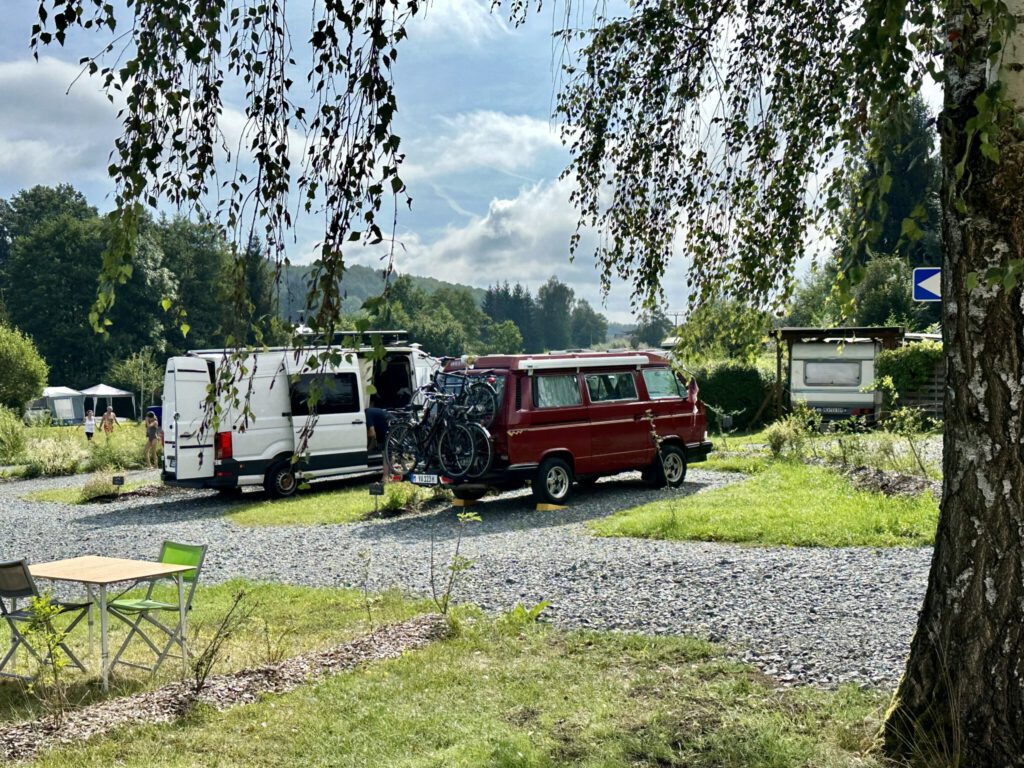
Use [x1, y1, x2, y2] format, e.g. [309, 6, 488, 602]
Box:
[883, 4, 1024, 765]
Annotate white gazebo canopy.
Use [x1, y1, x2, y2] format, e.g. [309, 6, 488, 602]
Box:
[81, 383, 137, 419]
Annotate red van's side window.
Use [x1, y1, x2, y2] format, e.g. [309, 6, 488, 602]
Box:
[585, 373, 637, 402]
[533, 375, 582, 408]
[642, 368, 684, 399]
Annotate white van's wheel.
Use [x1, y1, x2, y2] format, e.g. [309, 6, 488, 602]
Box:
[532, 457, 573, 505]
[266, 463, 298, 499]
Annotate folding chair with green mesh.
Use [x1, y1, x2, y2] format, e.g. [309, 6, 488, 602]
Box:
[0, 559, 90, 681]
[107, 542, 207, 674]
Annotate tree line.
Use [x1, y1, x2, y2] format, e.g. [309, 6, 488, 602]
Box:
[0, 184, 623, 402]
[0, 184, 280, 392]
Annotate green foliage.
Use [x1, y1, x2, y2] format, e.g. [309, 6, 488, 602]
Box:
[850, 255, 924, 328]
[408, 306, 466, 357]
[570, 299, 607, 348]
[23, 433, 88, 478]
[498, 600, 550, 629]
[630, 309, 672, 348]
[693, 359, 775, 431]
[107, 349, 163, 406]
[536, 276, 575, 350]
[784, 267, 841, 327]
[0, 406, 27, 463]
[593, 462, 938, 548]
[78, 474, 120, 503]
[675, 297, 769, 363]
[23, 594, 74, 724]
[484, 320, 523, 354]
[0, 325, 48, 411]
[875, 341, 943, 399]
[85, 428, 147, 471]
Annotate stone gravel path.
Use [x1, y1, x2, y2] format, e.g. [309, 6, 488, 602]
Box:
[0, 468, 930, 688]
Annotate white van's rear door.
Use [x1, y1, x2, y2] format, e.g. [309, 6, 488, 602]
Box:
[164, 357, 214, 481]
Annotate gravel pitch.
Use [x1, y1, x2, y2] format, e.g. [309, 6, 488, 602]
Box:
[0, 468, 930, 689]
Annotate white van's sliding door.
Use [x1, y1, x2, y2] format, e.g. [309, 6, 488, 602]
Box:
[289, 371, 368, 475]
[164, 357, 215, 481]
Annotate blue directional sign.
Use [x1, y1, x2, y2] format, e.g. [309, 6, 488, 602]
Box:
[913, 267, 941, 302]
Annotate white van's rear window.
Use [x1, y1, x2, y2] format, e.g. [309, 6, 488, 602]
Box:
[535, 375, 582, 408]
[804, 361, 861, 386]
[642, 369, 683, 399]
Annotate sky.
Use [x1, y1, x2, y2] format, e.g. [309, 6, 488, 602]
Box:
[0, 1, 696, 324]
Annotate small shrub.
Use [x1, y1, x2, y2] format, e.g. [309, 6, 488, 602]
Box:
[0, 406, 27, 463]
[379, 483, 426, 513]
[764, 422, 789, 458]
[78, 474, 118, 503]
[23, 435, 87, 477]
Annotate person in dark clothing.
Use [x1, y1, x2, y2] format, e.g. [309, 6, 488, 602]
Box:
[365, 396, 389, 452]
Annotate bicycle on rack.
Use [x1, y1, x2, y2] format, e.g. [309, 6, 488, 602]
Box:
[385, 373, 497, 480]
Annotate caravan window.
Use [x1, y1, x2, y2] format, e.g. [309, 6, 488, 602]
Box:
[804, 361, 862, 387]
[290, 373, 360, 415]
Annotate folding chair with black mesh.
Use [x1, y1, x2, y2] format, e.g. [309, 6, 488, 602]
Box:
[107, 542, 206, 675]
[0, 559, 89, 681]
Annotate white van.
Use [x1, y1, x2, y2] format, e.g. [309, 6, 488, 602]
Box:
[789, 340, 882, 421]
[161, 341, 440, 497]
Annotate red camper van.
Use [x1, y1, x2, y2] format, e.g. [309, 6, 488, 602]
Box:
[423, 351, 711, 504]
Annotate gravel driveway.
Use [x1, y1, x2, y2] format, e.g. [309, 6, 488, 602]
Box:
[0, 468, 930, 689]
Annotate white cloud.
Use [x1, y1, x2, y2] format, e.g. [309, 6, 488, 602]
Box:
[403, 111, 564, 183]
[408, 0, 510, 46]
[352, 177, 689, 322]
[0, 56, 119, 193]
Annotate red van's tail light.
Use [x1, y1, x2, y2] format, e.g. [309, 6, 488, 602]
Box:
[214, 431, 233, 461]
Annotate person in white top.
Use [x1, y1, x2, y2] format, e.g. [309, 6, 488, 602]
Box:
[83, 410, 96, 442]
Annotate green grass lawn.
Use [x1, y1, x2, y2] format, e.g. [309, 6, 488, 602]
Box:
[23, 479, 156, 504]
[699, 453, 770, 474]
[226, 482, 444, 527]
[19, 592, 886, 768]
[0, 580, 428, 727]
[594, 462, 938, 547]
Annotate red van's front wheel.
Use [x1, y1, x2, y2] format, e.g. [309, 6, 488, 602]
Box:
[533, 457, 573, 505]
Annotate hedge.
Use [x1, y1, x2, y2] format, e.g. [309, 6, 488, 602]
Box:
[875, 341, 943, 398]
[687, 358, 775, 431]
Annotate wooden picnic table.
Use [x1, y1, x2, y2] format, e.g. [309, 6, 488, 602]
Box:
[30, 556, 194, 691]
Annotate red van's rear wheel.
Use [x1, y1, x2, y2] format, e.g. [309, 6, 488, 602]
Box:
[532, 457, 573, 505]
[645, 444, 687, 488]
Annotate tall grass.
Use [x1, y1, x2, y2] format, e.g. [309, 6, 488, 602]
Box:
[20, 424, 149, 477]
[0, 406, 26, 463]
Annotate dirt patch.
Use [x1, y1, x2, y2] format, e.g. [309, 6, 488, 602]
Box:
[841, 465, 941, 499]
[0, 614, 448, 763]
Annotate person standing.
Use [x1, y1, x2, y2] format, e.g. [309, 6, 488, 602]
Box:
[144, 411, 160, 468]
[100, 406, 118, 438]
[83, 410, 96, 442]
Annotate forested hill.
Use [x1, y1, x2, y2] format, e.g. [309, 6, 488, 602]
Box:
[276, 262, 487, 321]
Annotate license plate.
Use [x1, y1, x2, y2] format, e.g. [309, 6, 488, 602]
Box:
[411, 473, 439, 485]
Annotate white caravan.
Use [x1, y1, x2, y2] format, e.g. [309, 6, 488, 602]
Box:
[789, 340, 882, 421]
[162, 341, 440, 497]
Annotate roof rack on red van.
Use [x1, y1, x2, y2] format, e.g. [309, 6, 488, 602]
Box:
[464, 352, 670, 372]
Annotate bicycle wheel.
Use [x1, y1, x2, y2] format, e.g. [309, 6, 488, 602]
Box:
[461, 381, 497, 428]
[464, 422, 493, 480]
[437, 423, 475, 479]
[385, 422, 418, 475]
